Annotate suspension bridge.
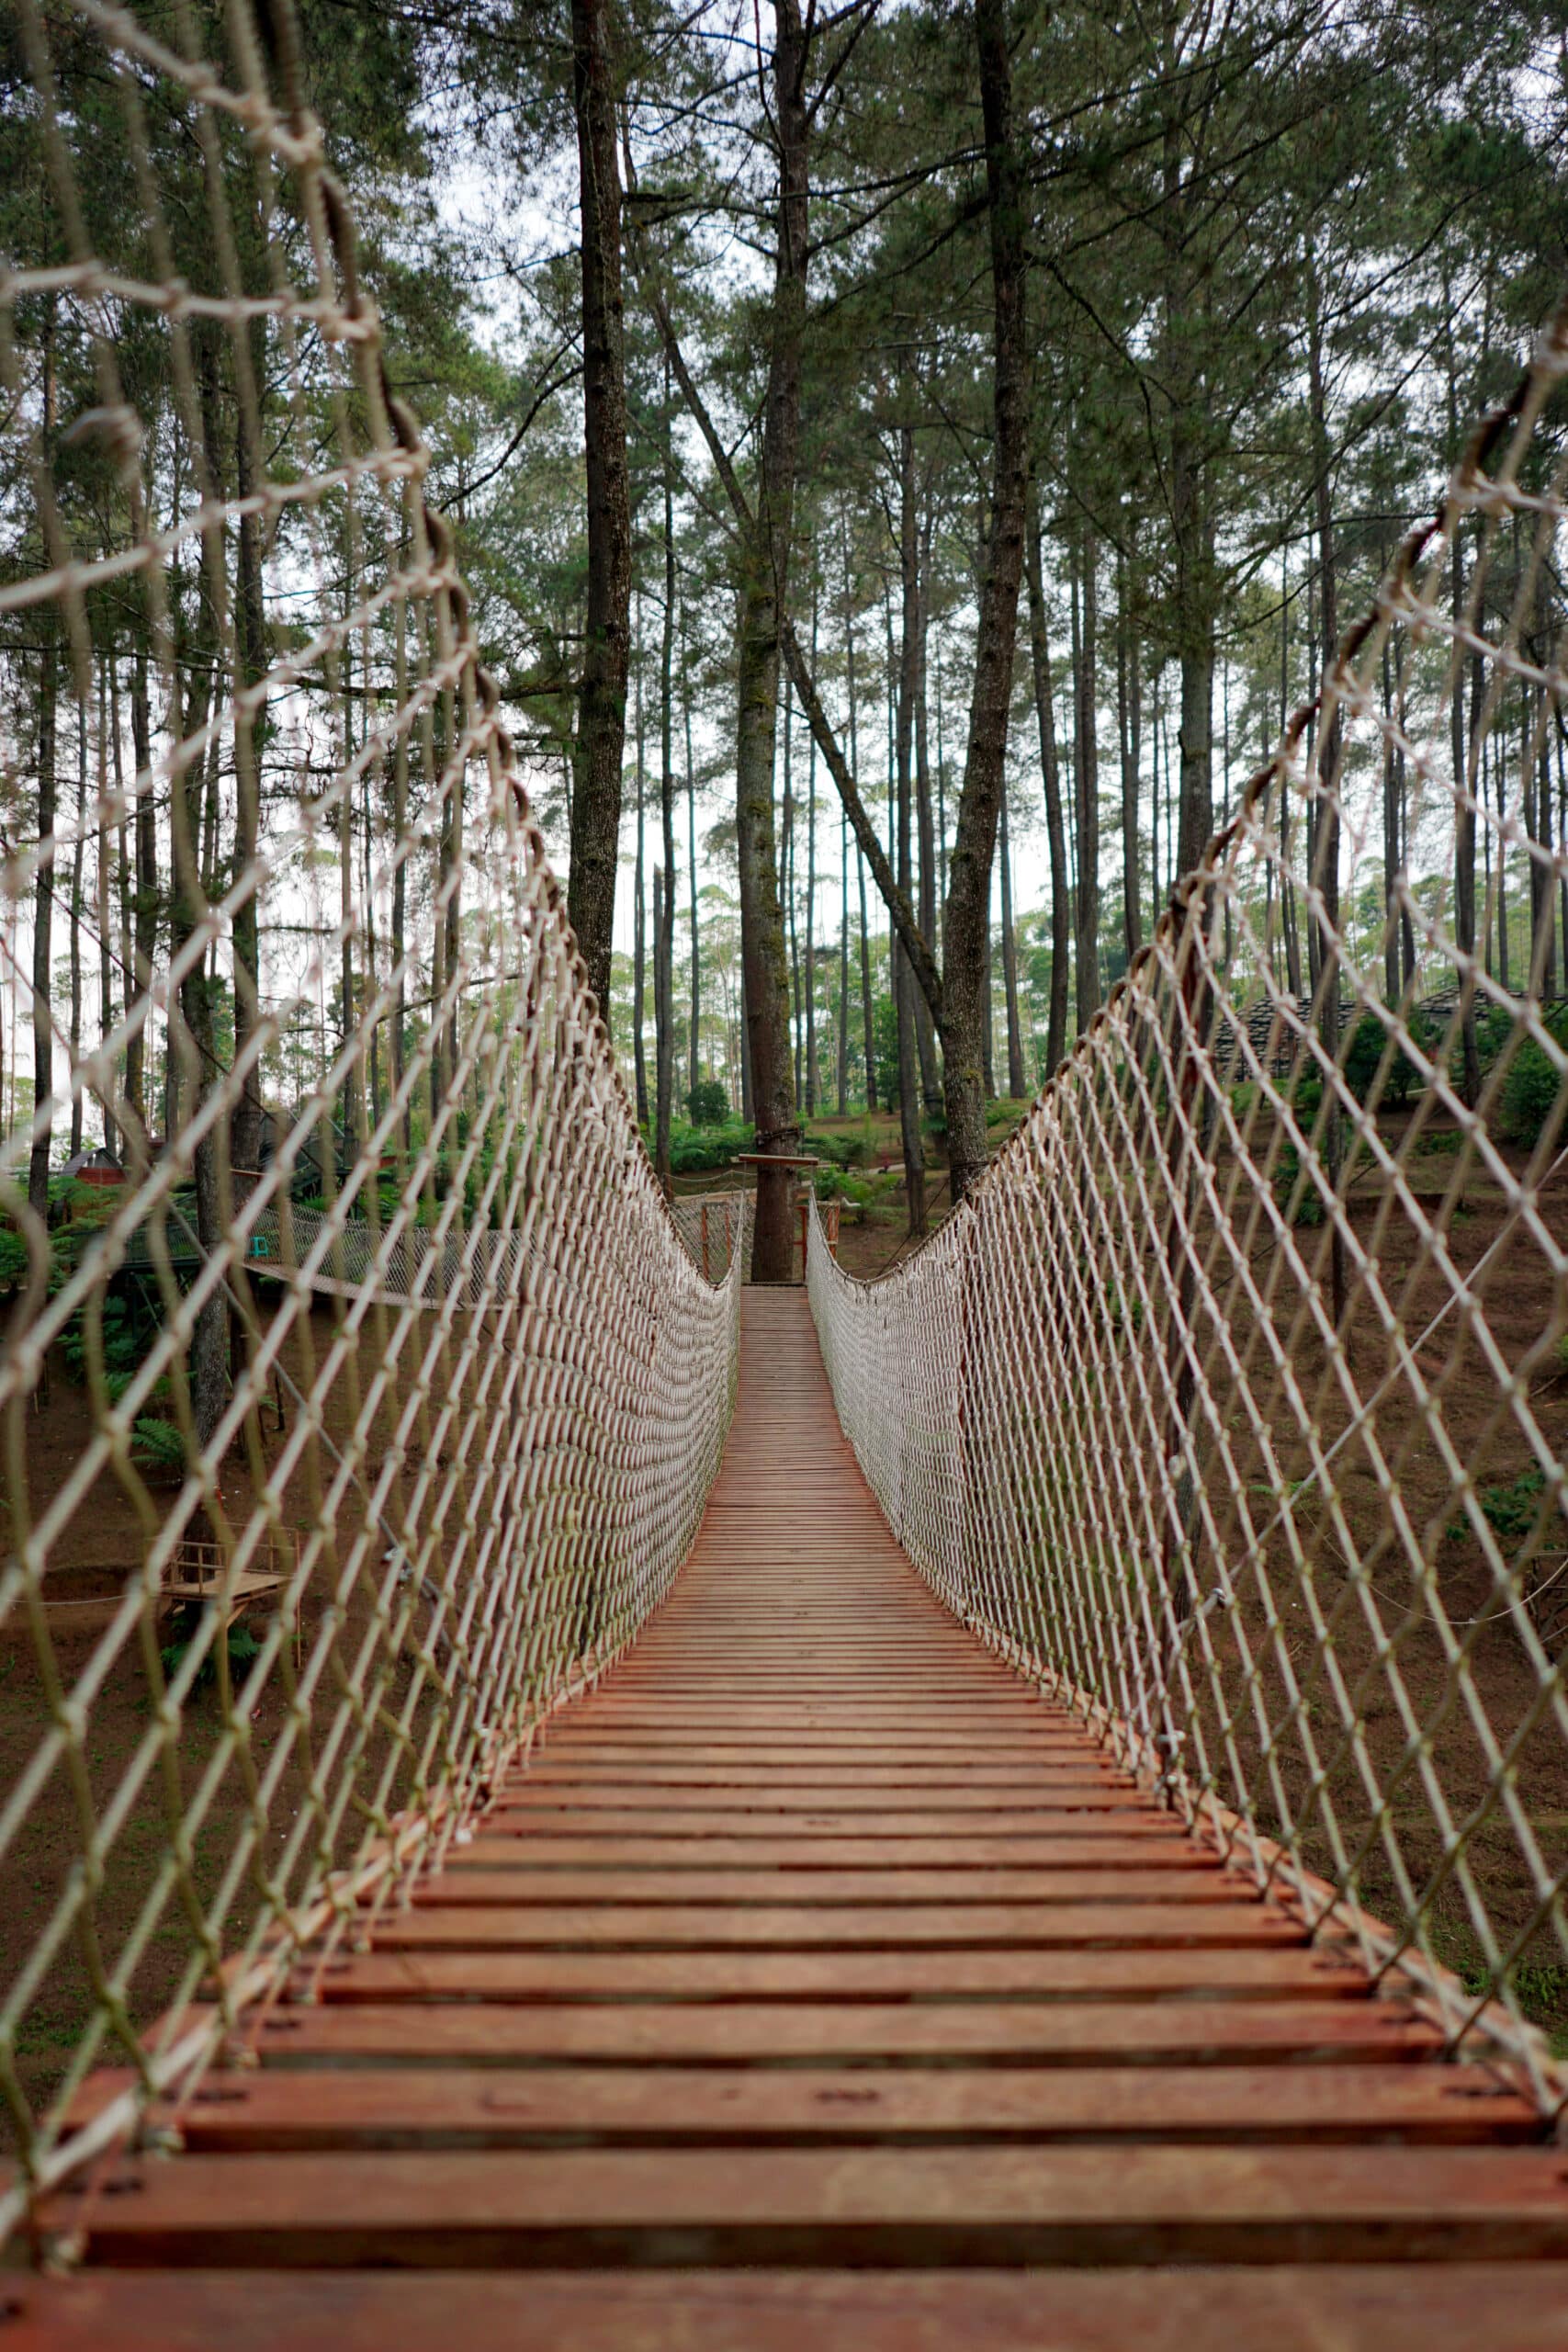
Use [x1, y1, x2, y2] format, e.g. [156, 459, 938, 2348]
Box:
[6, 1, 1568, 2340]
[13, 1283, 1568, 2343]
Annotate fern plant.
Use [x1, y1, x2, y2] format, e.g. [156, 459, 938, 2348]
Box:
[131, 1417, 185, 1476]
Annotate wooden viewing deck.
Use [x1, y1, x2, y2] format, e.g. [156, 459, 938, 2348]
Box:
[16, 1291, 1568, 2346]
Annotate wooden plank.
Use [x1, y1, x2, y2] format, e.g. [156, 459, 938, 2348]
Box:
[296, 1947, 1368, 2003]
[476, 1810, 1183, 1839]
[423, 1868, 1254, 1905]
[247, 1996, 1447, 2069]
[455, 1836, 1210, 1870]
[14, 2267, 1568, 2352]
[368, 1901, 1298, 1951]
[153, 2064, 1542, 2152]
[503, 1766, 1133, 1790]
[488, 1792, 1153, 1819]
[552, 1712, 1068, 1729]
[46, 2145, 1568, 2267]
[532, 1738, 1103, 1757]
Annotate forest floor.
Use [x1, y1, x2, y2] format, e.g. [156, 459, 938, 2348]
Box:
[4, 1100, 1568, 2146]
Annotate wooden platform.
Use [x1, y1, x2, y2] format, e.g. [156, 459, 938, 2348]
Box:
[23, 1289, 1568, 2346]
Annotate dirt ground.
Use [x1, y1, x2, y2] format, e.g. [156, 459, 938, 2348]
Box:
[0, 1289, 515, 2138]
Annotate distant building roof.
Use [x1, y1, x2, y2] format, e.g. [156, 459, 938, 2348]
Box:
[61, 1148, 124, 1181]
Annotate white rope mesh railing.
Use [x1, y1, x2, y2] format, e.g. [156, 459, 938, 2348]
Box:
[0, 0, 742, 2240]
[668, 1189, 748, 1285]
[810, 298, 1568, 2116]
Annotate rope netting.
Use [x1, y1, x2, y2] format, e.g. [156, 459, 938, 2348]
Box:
[0, 0, 742, 2236]
[668, 1190, 748, 1285]
[810, 300, 1568, 2115]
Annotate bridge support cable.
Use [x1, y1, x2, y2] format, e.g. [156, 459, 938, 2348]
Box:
[807, 299, 1568, 2117]
[0, 0, 744, 2245]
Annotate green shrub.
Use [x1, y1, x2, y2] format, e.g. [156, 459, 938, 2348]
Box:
[686, 1079, 731, 1127]
[669, 1119, 753, 1173]
[62, 1293, 141, 1387]
[1290, 1070, 1324, 1126]
[1500, 1038, 1566, 1149]
[0, 1227, 29, 1292]
[802, 1126, 870, 1167]
[813, 1166, 872, 1205]
[160, 1607, 264, 1695]
[1473, 1004, 1516, 1076]
[1450, 1464, 1548, 1546]
[1342, 1011, 1433, 1110]
[1273, 1140, 1325, 1227]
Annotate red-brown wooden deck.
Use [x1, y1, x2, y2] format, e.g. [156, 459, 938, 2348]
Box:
[15, 1290, 1568, 2346]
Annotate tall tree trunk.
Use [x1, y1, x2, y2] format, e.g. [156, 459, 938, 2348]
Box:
[96, 665, 117, 1159]
[390, 515, 411, 1155]
[983, 875, 996, 1096]
[1073, 526, 1101, 1030]
[857, 848, 875, 1113]
[656, 451, 678, 1185]
[231, 401, 266, 1182]
[838, 810, 850, 1115]
[69, 706, 85, 1159]
[734, 0, 808, 1277]
[1161, 1, 1213, 887]
[111, 663, 133, 1142]
[685, 620, 701, 1094]
[1443, 289, 1482, 1104]
[935, 666, 948, 948]
[130, 647, 158, 1145]
[653, 868, 671, 1177]
[566, 0, 631, 1024]
[895, 421, 927, 1231]
[1495, 714, 1510, 992]
[842, 526, 876, 1113]
[1151, 675, 1162, 929]
[170, 396, 229, 1453]
[1026, 489, 1070, 1075]
[436, 662, 463, 1125]
[941, 0, 1030, 1203]
[340, 622, 358, 1148]
[913, 514, 941, 1114]
[30, 632, 57, 1216]
[998, 776, 1025, 1096]
[1118, 546, 1142, 964]
[633, 628, 649, 1125]
[1382, 634, 1402, 1003]
[783, 657, 801, 1104]
[362, 769, 380, 1138]
[1279, 552, 1303, 996]
[803, 596, 819, 1117]
[1532, 686, 1556, 998]
[29, 304, 57, 1214]
[1305, 243, 1346, 1328]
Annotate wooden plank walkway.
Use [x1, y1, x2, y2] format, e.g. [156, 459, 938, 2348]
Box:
[17, 1288, 1568, 2346]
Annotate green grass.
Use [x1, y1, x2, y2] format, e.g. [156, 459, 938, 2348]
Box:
[1449, 1464, 1547, 1547]
[1455, 1960, 1568, 2056]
